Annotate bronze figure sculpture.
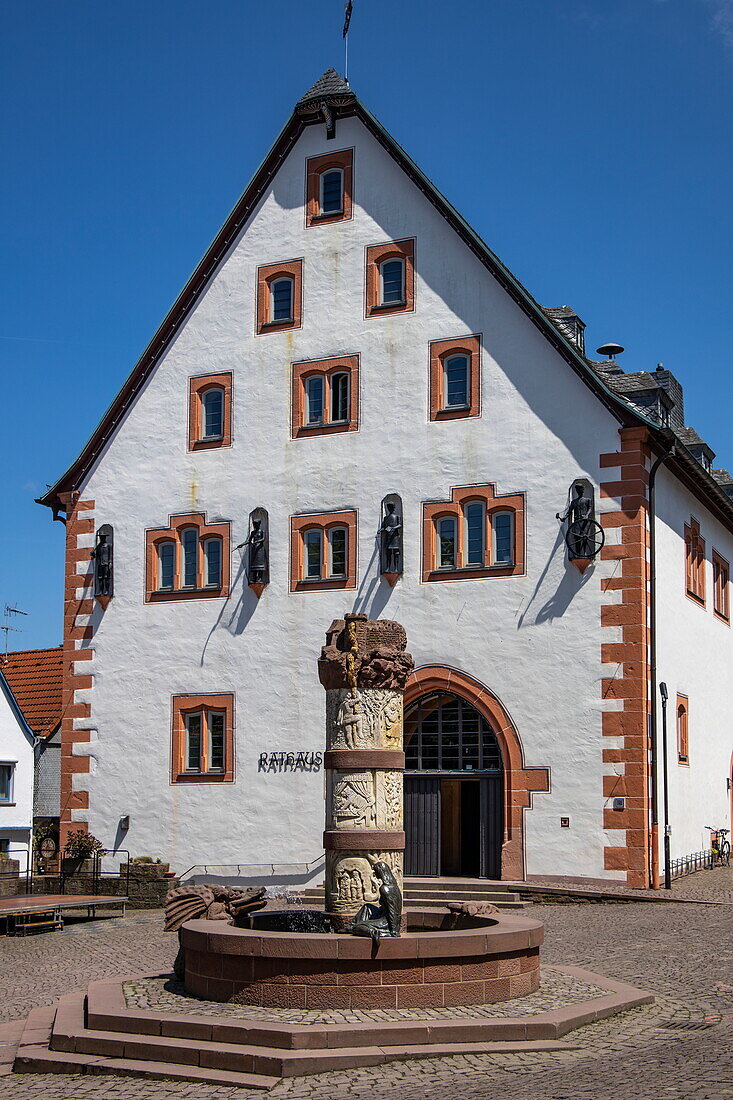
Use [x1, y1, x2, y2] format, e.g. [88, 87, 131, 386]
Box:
[92, 525, 114, 598]
[346, 862, 402, 942]
[380, 497, 403, 576]
[557, 482, 603, 564]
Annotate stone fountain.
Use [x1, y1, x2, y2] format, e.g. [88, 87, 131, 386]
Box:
[176, 614, 544, 1008]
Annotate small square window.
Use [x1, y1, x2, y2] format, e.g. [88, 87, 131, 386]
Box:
[290, 511, 357, 592]
[0, 765, 14, 804]
[172, 695, 234, 783]
[306, 149, 353, 227]
[365, 239, 415, 317]
[256, 260, 303, 334]
[291, 356, 359, 438]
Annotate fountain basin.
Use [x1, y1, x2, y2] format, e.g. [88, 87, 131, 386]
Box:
[181, 908, 543, 1009]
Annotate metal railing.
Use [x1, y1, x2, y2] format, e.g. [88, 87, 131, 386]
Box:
[178, 855, 324, 882]
[59, 850, 131, 896]
[669, 849, 715, 881]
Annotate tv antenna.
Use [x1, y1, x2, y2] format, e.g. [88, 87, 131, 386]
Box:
[1, 605, 28, 657]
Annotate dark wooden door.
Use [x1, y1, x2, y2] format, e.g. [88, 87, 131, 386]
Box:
[479, 775, 503, 879]
[404, 776, 440, 876]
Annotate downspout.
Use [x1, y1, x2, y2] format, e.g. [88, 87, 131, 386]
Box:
[648, 440, 676, 889]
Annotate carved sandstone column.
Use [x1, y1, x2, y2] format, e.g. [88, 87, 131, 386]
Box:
[318, 613, 414, 929]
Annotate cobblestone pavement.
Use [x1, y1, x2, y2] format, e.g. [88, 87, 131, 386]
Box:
[0, 872, 731, 1100]
[530, 863, 733, 903]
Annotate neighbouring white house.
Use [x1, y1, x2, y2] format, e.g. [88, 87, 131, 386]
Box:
[0, 668, 37, 873]
[36, 70, 733, 891]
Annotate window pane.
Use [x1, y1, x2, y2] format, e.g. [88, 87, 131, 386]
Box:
[0, 765, 11, 802]
[494, 513, 513, 563]
[306, 376, 324, 424]
[186, 714, 202, 771]
[329, 527, 347, 577]
[465, 502, 484, 566]
[321, 170, 343, 213]
[445, 355, 469, 407]
[438, 517, 456, 568]
[331, 372, 349, 422]
[159, 542, 175, 589]
[182, 529, 197, 588]
[202, 388, 223, 438]
[205, 538, 222, 587]
[209, 712, 225, 771]
[305, 530, 322, 578]
[381, 259, 404, 304]
[271, 278, 293, 321]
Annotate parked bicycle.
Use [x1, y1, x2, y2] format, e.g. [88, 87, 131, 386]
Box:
[706, 826, 731, 867]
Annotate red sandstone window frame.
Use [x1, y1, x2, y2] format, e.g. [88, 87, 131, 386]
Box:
[713, 549, 730, 623]
[291, 355, 359, 437]
[429, 335, 481, 421]
[684, 518, 706, 606]
[422, 484, 525, 582]
[171, 693, 234, 783]
[305, 148, 353, 227]
[256, 258, 303, 335]
[676, 694, 689, 765]
[365, 238, 415, 318]
[289, 510, 357, 592]
[145, 513, 231, 602]
[187, 373, 232, 451]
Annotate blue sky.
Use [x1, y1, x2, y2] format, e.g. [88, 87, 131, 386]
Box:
[2, 0, 732, 650]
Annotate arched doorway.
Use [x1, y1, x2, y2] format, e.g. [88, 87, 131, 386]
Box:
[403, 666, 551, 880]
[404, 691, 503, 877]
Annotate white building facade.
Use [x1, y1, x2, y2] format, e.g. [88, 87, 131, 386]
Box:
[39, 71, 733, 889]
[0, 672, 36, 872]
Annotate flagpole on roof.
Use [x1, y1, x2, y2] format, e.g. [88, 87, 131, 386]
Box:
[343, 0, 353, 83]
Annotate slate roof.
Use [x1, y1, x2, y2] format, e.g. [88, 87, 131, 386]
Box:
[297, 68, 353, 106]
[0, 647, 63, 739]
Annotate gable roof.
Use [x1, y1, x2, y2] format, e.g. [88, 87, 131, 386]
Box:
[0, 647, 63, 739]
[36, 70, 733, 537]
[0, 669, 37, 749]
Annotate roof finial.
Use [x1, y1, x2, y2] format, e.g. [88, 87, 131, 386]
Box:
[342, 1, 354, 84]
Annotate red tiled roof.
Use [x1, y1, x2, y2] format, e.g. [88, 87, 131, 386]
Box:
[1, 647, 63, 738]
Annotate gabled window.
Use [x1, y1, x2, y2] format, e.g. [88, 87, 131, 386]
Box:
[429, 335, 481, 421]
[147, 513, 230, 602]
[366, 239, 415, 317]
[256, 260, 303, 334]
[713, 550, 730, 622]
[380, 258, 405, 305]
[684, 518, 706, 605]
[188, 373, 232, 450]
[290, 510, 358, 592]
[306, 149, 353, 227]
[320, 169, 344, 214]
[0, 764, 14, 804]
[270, 277, 294, 322]
[423, 484, 525, 581]
[676, 695, 689, 764]
[291, 355, 359, 437]
[172, 694, 234, 783]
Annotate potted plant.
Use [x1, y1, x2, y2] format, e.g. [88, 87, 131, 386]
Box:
[62, 830, 104, 875]
[130, 856, 170, 876]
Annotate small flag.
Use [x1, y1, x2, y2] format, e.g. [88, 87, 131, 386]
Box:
[343, 0, 353, 38]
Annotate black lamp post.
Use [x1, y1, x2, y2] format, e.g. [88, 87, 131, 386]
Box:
[659, 682, 672, 889]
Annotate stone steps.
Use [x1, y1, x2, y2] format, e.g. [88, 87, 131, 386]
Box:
[11, 967, 655, 1087]
[300, 884, 532, 909]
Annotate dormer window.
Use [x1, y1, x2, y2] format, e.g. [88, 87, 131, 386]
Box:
[366, 239, 415, 317]
[201, 387, 224, 440]
[320, 169, 344, 214]
[380, 258, 405, 305]
[271, 277, 294, 322]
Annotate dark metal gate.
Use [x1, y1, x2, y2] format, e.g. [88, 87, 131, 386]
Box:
[404, 776, 440, 876]
[479, 775, 503, 879]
